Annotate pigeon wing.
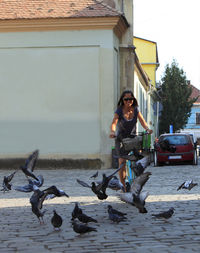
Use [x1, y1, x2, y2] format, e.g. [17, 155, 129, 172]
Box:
[76, 179, 91, 189]
[177, 182, 185, 191]
[117, 192, 134, 205]
[25, 149, 39, 172]
[131, 172, 151, 194]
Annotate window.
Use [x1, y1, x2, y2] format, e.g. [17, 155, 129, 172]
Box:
[196, 113, 200, 124]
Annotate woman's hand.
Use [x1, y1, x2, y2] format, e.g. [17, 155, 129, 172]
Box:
[109, 130, 116, 138]
[146, 129, 153, 134]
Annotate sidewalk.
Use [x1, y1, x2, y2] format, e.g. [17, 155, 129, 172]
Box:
[1, 163, 200, 252]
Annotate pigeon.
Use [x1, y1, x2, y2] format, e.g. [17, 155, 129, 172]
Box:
[20, 150, 39, 181]
[117, 172, 151, 213]
[71, 202, 83, 220]
[25, 149, 39, 172]
[177, 180, 198, 191]
[14, 175, 44, 193]
[1, 171, 17, 192]
[159, 139, 176, 153]
[152, 207, 175, 219]
[100, 164, 125, 193]
[76, 212, 98, 223]
[90, 171, 98, 179]
[133, 156, 150, 177]
[72, 220, 97, 234]
[107, 205, 127, 217]
[107, 207, 127, 223]
[76, 179, 108, 200]
[51, 210, 63, 230]
[29, 186, 47, 224]
[106, 176, 125, 192]
[96, 175, 125, 192]
[43, 185, 69, 199]
[77, 165, 125, 200]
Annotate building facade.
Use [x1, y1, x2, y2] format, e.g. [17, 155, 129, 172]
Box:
[180, 85, 200, 142]
[0, 0, 130, 168]
[133, 36, 160, 143]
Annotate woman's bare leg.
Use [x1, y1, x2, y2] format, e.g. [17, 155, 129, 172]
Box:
[118, 158, 126, 191]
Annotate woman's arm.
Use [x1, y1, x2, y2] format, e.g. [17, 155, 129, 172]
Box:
[109, 113, 119, 138]
[138, 112, 153, 134]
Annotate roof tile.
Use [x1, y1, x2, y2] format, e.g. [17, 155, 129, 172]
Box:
[189, 84, 200, 104]
[0, 0, 122, 20]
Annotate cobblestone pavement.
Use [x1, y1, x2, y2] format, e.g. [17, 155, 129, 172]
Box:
[1, 162, 200, 253]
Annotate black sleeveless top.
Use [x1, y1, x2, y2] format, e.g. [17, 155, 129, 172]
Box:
[115, 106, 139, 139]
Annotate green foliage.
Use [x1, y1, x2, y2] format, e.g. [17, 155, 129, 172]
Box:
[159, 59, 198, 134]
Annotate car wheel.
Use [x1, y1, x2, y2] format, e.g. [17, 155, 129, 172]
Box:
[193, 150, 198, 165]
[153, 151, 158, 167]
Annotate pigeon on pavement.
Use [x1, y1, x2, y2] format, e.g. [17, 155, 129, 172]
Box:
[51, 210, 63, 230]
[177, 180, 198, 191]
[71, 220, 97, 234]
[76, 212, 98, 223]
[107, 207, 127, 223]
[107, 205, 127, 217]
[152, 207, 175, 219]
[71, 202, 83, 220]
[1, 171, 17, 192]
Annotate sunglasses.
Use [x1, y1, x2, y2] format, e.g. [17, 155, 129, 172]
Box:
[123, 97, 134, 101]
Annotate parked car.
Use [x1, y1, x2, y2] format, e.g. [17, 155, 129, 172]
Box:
[153, 133, 198, 166]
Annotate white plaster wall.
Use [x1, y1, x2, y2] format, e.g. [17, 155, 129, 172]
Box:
[0, 30, 117, 163]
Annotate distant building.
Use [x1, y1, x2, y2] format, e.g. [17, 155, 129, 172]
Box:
[180, 84, 200, 142]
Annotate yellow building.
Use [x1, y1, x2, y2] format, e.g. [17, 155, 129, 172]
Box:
[134, 36, 159, 87]
[133, 36, 160, 139]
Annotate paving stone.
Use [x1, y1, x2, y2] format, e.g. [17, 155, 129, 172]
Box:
[1, 163, 200, 252]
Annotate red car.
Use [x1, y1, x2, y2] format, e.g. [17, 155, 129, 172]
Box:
[153, 133, 198, 166]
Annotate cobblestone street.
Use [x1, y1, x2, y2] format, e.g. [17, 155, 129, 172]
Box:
[1, 163, 200, 253]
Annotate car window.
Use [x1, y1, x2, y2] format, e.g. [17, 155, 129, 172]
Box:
[162, 135, 188, 145]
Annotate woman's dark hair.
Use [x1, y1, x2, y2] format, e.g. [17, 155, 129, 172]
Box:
[117, 90, 138, 107]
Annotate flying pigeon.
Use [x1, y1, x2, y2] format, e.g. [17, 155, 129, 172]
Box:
[177, 180, 198, 191]
[14, 175, 44, 193]
[133, 156, 150, 177]
[71, 202, 83, 220]
[76, 179, 108, 200]
[77, 165, 124, 200]
[90, 171, 98, 179]
[107, 176, 125, 192]
[51, 210, 63, 230]
[71, 220, 97, 234]
[152, 207, 175, 219]
[159, 139, 176, 153]
[20, 149, 39, 181]
[1, 171, 17, 192]
[29, 186, 47, 224]
[117, 172, 151, 213]
[43, 185, 69, 199]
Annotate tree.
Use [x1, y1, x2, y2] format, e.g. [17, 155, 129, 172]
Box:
[159, 60, 197, 134]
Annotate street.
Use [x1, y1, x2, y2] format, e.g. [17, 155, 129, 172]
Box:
[1, 162, 200, 253]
